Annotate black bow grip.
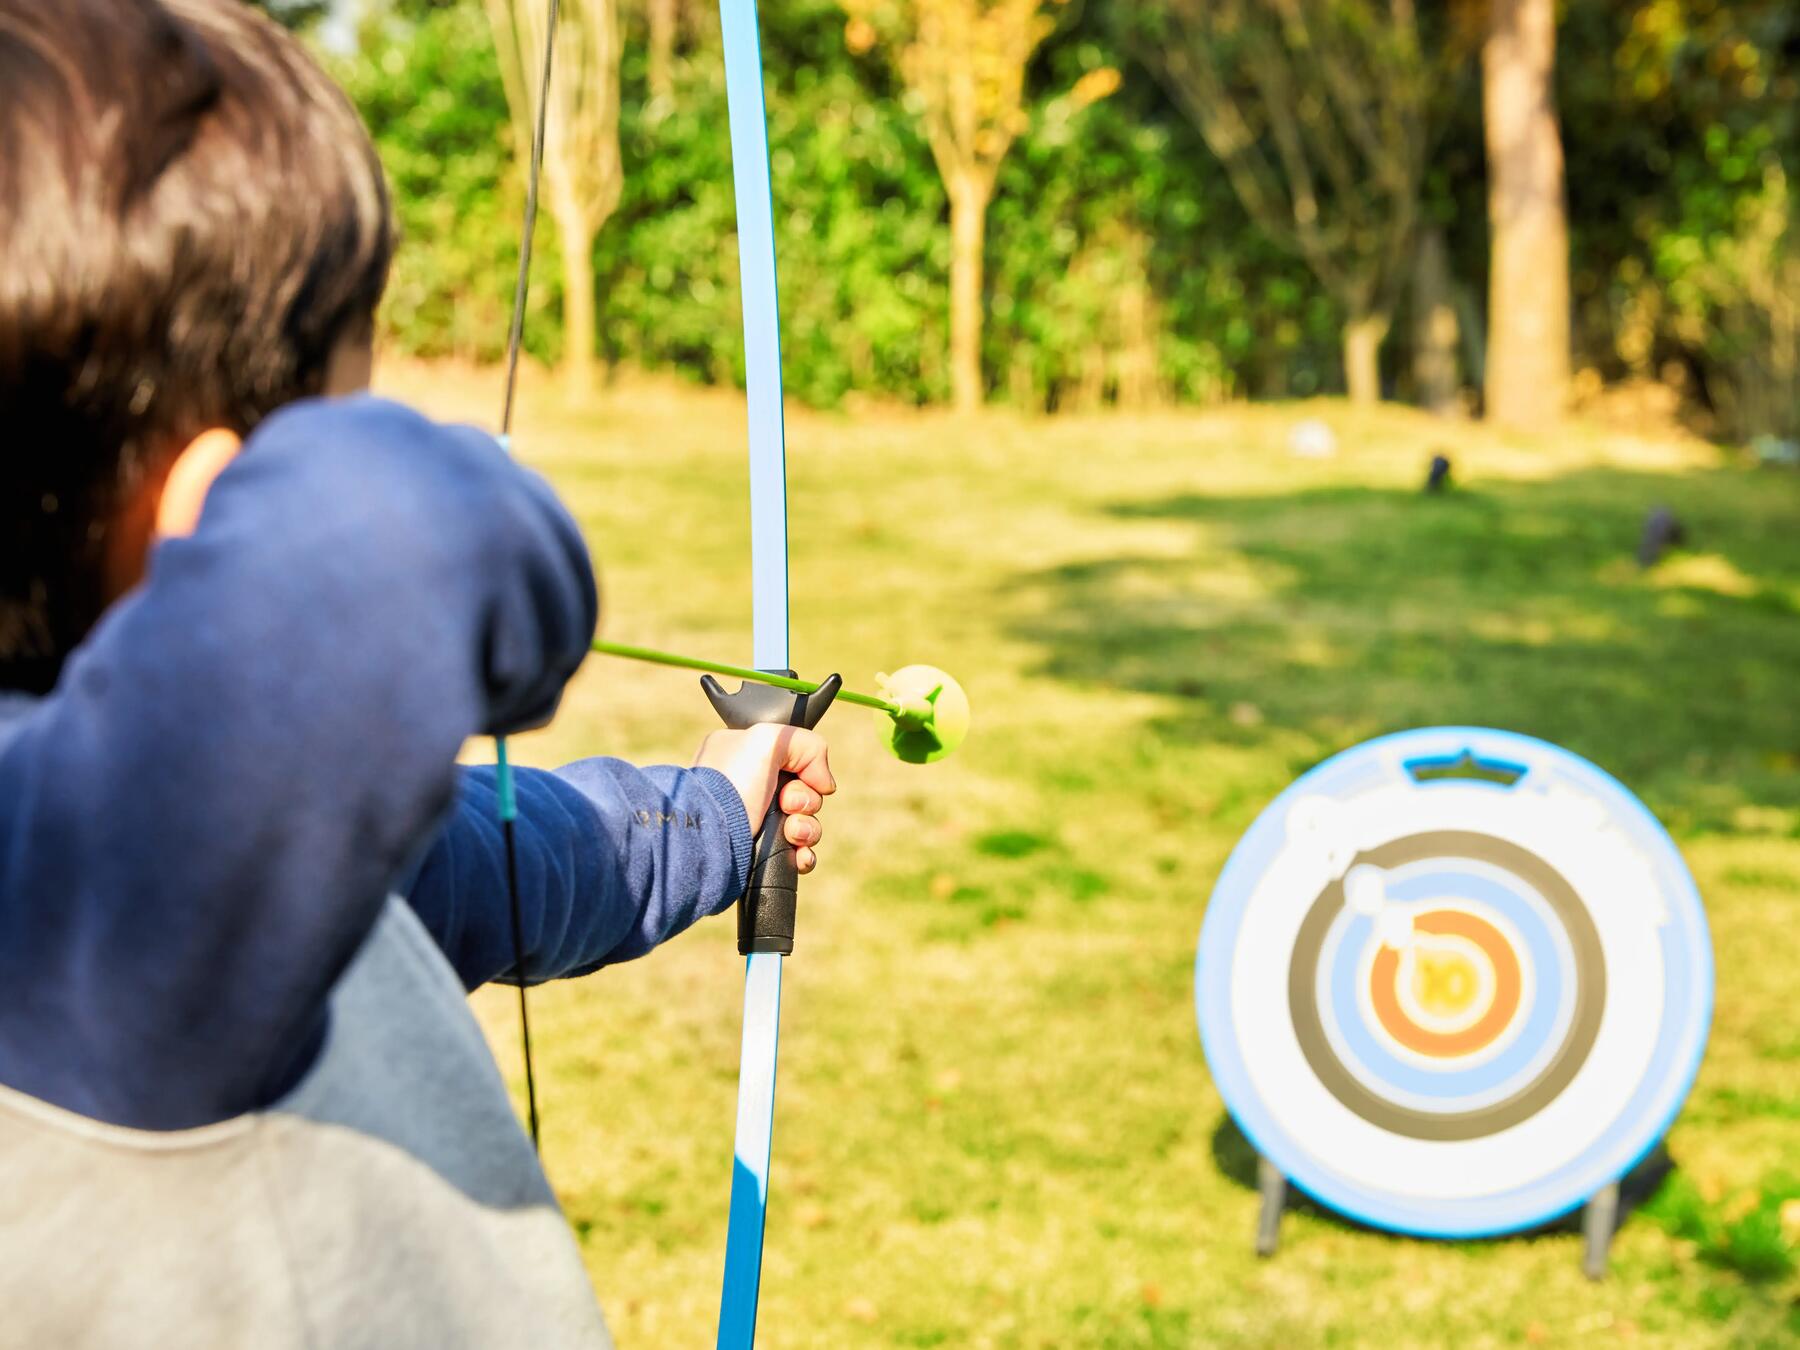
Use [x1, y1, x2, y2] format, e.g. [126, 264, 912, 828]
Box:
[701, 671, 841, 955]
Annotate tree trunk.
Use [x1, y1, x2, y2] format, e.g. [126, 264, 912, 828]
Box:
[1482, 0, 1570, 429]
[558, 203, 598, 401]
[947, 171, 989, 413]
[648, 0, 676, 103]
[1115, 232, 1157, 409]
[1411, 226, 1460, 414]
[1343, 311, 1389, 405]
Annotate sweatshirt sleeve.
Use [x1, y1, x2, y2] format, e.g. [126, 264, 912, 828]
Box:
[404, 760, 754, 991]
[0, 395, 597, 1130]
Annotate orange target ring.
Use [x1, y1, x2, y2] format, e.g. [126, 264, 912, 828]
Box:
[1369, 909, 1523, 1059]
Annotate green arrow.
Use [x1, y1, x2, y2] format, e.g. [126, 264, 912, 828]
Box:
[587, 639, 969, 764]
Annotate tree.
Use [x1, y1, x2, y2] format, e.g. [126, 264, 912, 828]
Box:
[838, 0, 1069, 411]
[486, 0, 624, 398]
[1481, 0, 1569, 427]
[1143, 0, 1429, 404]
[1411, 224, 1460, 413]
[647, 0, 678, 103]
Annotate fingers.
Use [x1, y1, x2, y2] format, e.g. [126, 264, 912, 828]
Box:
[779, 778, 823, 816]
[774, 731, 828, 872]
[782, 811, 821, 849]
[779, 748, 825, 872]
[691, 725, 836, 865]
[777, 727, 836, 799]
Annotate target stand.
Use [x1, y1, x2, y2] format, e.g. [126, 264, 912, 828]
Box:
[1197, 729, 1711, 1278]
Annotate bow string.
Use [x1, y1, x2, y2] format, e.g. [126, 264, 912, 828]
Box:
[493, 0, 563, 1154]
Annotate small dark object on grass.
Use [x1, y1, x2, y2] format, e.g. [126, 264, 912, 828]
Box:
[1424, 454, 1452, 493]
[1637, 506, 1686, 568]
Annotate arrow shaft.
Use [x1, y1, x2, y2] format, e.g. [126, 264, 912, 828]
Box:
[589, 639, 898, 714]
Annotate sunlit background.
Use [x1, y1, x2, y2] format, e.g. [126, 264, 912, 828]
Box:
[261, 2, 1796, 1344]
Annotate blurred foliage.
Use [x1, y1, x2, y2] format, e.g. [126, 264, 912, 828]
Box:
[336, 0, 1797, 434]
[602, 0, 951, 403]
[1553, 0, 1796, 437]
[334, 2, 532, 363]
[1645, 1170, 1800, 1284]
[988, 32, 1335, 408]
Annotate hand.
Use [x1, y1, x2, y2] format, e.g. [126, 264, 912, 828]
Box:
[694, 725, 837, 874]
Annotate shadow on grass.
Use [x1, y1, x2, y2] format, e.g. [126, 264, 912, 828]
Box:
[1003, 458, 1800, 1308]
[1209, 1111, 1681, 1246]
[1213, 1105, 1799, 1294]
[1005, 467, 1800, 835]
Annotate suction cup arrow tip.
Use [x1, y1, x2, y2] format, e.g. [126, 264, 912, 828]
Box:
[876, 664, 969, 764]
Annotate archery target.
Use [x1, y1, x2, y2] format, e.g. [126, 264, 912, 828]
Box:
[1196, 728, 1712, 1237]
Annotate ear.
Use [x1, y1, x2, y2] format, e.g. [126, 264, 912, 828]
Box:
[155, 427, 243, 538]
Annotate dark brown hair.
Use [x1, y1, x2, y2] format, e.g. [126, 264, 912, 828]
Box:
[0, 0, 394, 692]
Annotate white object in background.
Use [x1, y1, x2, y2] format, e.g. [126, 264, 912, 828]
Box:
[1288, 419, 1339, 459]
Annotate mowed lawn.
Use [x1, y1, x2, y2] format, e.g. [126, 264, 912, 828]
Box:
[385, 363, 1799, 1348]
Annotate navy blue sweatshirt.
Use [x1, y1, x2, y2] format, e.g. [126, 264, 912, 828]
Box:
[0, 397, 752, 1131]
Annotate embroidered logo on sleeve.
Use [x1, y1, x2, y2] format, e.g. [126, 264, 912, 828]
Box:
[635, 810, 704, 829]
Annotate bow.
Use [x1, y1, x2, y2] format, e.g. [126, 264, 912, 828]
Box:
[490, 0, 808, 1337]
[711, 0, 801, 1339]
[489, 4, 969, 1338]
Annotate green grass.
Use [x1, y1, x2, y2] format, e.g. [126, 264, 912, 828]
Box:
[389, 364, 1800, 1347]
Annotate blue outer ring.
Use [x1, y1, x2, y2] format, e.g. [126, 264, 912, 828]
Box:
[1195, 727, 1713, 1237]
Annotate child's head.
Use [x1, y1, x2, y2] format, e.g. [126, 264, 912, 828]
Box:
[0, 0, 394, 692]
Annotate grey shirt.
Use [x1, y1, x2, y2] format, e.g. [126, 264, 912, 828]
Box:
[0, 897, 614, 1349]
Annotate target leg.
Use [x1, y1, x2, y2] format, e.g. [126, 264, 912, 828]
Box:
[1255, 1155, 1287, 1257]
[1581, 1181, 1620, 1281]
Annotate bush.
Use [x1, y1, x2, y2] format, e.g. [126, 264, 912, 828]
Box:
[336, 0, 1799, 435]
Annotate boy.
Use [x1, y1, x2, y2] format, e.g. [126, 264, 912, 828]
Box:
[0, 1, 834, 1344]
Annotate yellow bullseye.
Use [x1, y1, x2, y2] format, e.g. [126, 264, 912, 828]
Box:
[1413, 949, 1482, 1020]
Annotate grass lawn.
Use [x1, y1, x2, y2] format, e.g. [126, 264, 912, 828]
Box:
[385, 363, 1799, 1348]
